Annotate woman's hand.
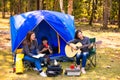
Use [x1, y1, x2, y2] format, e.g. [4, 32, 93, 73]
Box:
[69, 43, 77, 50]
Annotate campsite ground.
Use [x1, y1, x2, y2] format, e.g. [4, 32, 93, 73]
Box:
[0, 18, 120, 80]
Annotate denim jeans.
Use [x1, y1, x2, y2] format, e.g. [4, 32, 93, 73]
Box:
[76, 52, 89, 67]
[23, 55, 42, 71]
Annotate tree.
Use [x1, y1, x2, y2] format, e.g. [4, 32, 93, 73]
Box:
[18, 0, 22, 14]
[73, 0, 85, 19]
[103, 0, 108, 29]
[2, 0, 6, 18]
[36, 0, 40, 10]
[53, 0, 59, 11]
[89, 0, 98, 25]
[10, 0, 14, 16]
[67, 0, 73, 15]
[118, 0, 120, 28]
[39, 0, 44, 10]
[28, 0, 35, 11]
[1, 0, 119, 28]
[42, 0, 46, 10]
[12, 0, 21, 14]
[59, 0, 65, 13]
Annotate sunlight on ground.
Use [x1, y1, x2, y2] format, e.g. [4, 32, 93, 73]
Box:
[0, 18, 9, 30]
[0, 49, 120, 80]
[0, 18, 120, 80]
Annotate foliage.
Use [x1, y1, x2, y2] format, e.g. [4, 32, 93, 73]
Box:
[0, 0, 118, 19]
[0, 0, 119, 28]
[110, 0, 119, 21]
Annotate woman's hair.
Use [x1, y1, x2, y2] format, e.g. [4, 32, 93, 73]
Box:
[74, 30, 82, 39]
[23, 31, 35, 47]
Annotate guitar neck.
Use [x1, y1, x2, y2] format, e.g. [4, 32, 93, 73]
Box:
[80, 44, 90, 49]
[79, 41, 102, 49]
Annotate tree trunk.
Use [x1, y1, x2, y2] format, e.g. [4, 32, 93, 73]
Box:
[107, 0, 111, 24]
[25, 0, 28, 12]
[53, 0, 58, 11]
[2, 0, 5, 18]
[87, 0, 91, 16]
[13, 0, 21, 14]
[28, 0, 35, 11]
[18, 0, 22, 14]
[89, 0, 98, 25]
[36, 0, 40, 10]
[118, 0, 120, 28]
[67, 0, 73, 15]
[45, 0, 48, 9]
[43, 0, 46, 10]
[103, 0, 108, 29]
[89, 0, 95, 25]
[39, 0, 43, 10]
[13, 0, 17, 14]
[10, 0, 14, 16]
[59, 0, 65, 13]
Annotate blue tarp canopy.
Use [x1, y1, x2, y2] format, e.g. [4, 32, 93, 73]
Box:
[10, 10, 75, 57]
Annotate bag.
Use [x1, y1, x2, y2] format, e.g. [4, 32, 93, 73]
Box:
[46, 65, 63, 77]
[64, 68, 81, 76]
[15, 54, 24, 74]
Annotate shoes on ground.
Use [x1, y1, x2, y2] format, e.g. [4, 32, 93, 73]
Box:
[40, 71, 47, 77]
[81, 68, 86, 74]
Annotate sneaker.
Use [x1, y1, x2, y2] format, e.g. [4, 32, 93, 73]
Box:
[76, 65, 80, 70]
[40, 71, 47, 77]
[33, 68, 38, 71]
[81, 68, 86, 74]
[41, 63, 44, 66]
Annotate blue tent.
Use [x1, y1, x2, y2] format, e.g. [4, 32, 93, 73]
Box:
[10, 10, 75, 57]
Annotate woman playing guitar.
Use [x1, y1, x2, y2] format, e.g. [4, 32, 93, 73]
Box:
[68, 30, 90, 74]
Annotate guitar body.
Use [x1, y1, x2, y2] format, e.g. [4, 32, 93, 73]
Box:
[65, 40, 102, 58]
[65, 42, 82, 58]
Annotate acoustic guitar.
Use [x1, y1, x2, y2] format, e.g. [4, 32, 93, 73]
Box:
[65, 41, 102, 58]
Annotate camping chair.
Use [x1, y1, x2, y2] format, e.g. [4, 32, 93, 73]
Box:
[14, 48, 34, 72]
[87, 38, 96, 67]
[15, 48, 49, 72]
[76, 38, 96, 69]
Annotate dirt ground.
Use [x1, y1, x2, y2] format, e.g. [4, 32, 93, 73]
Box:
[0, 19, 120, 50]
[0, 22, 120, 80]
[0, 29, 120, 50]
[0, 30, 10, 50]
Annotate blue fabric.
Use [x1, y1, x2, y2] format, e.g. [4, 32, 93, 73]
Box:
[10, 10, 75, 57]
[23, 55, 42, 71]
[76, 52, 89, 67]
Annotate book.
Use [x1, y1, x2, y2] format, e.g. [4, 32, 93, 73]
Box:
[33, 54, 45, 58]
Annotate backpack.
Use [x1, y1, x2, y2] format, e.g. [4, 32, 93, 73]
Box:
[46, 65, 63, 77]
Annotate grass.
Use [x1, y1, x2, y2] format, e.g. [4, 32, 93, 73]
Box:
[0, 18, 120, 80]
[0, 48, 120, 80]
